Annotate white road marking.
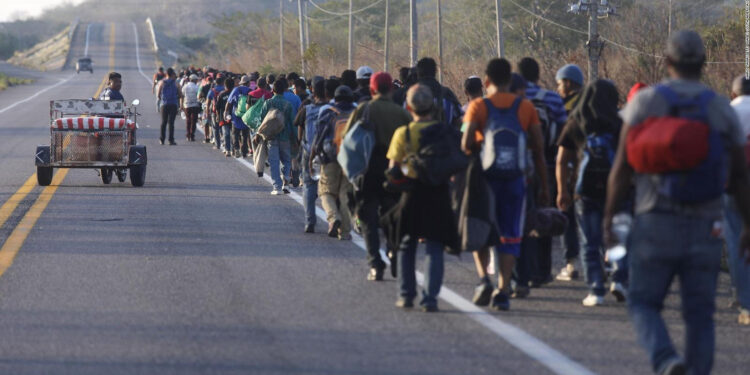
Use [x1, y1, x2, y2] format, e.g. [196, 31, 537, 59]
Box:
[132, 21, 597, 375]
[84, 23, 92, 56]
[131, 22, 152, 84]
[0, 76, 74, 115]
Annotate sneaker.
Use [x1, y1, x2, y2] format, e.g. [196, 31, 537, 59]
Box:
[512, 285, 530, 299]
[304, 224, 314, 234]
[203, 138, 211, 144]
[159, 139, 165, 145]
[472, 280, 493, 306]
[395, 298, 414, 309]
[271, 190, 281, 195]
[367, 267, 384, 281]
[490, 289, 510, 311]
[556, 263, 579, 281]
[610, 282, 627, 302]
[582, 293, 605, 307]
[169, 141, 177, 146]
[338, 232, 352, 241]
[225, 152, 231, 157]
[282, 188, 290, 194]
[739, 309, 750, 326]
[659, 357, 686, 375]
[422, 304, 439, 313]
[327, 220, 341, 238]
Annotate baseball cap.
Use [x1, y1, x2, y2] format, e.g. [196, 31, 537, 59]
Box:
[189, 74, 199, 81]
[369, 72, 393, 94]
[356, 66, 374, 80]
[666, 30, 706, 65]
[334, 85, 354, 100]
[240, 75, 251, 84]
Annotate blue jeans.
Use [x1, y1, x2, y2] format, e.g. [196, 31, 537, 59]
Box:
[724, 195, 750, 310]
[628, 212, 721, 375]
[398, 235, 444, 308]
[212, 121, 222, 148]
[268, 139, 291, 190]
[576, 198, 608, 296]
[301, 152, 318, 227]
[222, 125, 232, 151]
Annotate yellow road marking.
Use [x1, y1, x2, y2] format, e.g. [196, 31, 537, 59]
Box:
[0, 169, 68, 277]
[0, 22, 117, 279]
[0, 174, 37, 230]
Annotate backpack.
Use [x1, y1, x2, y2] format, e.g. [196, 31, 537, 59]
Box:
[210, 87, 223, 114]
[302, 103, 324, 152]
[256, 108, 285, 140]
[404, 122, 469, 186]
[576, 133, 615, 200]
[215, 91, 231, 125]
[530, 89, 559, 166]
[626, 85, 726, 203]
[337, 104, 375, 190]
[161, 79, 179, 106]
[480, 97, 528, 180]
[242, 96, 266, 130]
[235, 93, 249, 117]
[313, 106, 353, 163]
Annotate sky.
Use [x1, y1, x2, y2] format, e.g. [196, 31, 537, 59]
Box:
[0, 0, 87, 22]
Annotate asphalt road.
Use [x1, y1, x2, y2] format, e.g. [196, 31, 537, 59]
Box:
[0, 22, 747, 375]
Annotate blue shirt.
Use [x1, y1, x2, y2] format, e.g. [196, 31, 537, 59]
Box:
[282, 91, 302, 117]
[207, 85, 224, 101]
[228, 86, 252, 129]
[525, 82, 567, 126]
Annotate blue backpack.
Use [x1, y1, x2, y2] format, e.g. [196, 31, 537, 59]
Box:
[655, 85, 726, 203]
[480, 97, 527, 180]
[576, 133, 615, 200]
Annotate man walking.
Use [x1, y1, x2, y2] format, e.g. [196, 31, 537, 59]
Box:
[181, 74, 201, 142]
[226, 75, 253, 158]
[157, 68, 182, 145]
[259, 79, 295, 195]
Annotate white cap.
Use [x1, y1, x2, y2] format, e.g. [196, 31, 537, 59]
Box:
[356, 66, 373, 80]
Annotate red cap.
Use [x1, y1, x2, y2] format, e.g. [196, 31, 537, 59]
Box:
[627, 82, 648, 103]
[370, 72, 393, 95]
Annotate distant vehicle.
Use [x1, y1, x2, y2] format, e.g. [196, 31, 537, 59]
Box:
[76, 57, 93, 74]
[35, 98, 147, 187]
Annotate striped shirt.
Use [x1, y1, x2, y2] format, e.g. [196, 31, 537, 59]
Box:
[525, 82, 567, 125]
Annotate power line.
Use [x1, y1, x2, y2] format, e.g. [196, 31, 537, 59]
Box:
[308, 0, 383, 17]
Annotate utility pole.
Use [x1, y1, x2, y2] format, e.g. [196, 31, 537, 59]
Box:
[437, 0, 443, 82]
[348, 0, 354, 69]
[384, 0, 390, 72]
[495, 0, 504, 58]
[410, 0, 418, 66]
[668, 0, 672, 39]
[279, 0, 284, 67]
[587, 0, 599, 82]
[304, 0, 310, 50]
[298, 0, 307, 76]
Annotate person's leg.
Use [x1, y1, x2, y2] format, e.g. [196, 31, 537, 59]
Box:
[167, 105, 177, 143]
[232, 127, 240, 153]
[241, 128, 250, 156]
[536, 236, 552, 284]
[358, 193, 385, 271]
[421, 239, 444, 309]
[185, 108, 192, 140]
[514, 236, 536, 294]
[724, 196, 750, 312]
[301, 152, 318, 228]
[337, 174, 353, 236]
[679, 217, 722, 375]
[627, 212, 681, 374]
[223, 125, 232, 152]
[575, 198, 606, 298]
[267, 139, 282, 191]
[160, 105, 168, 142]
[491, 177, 526, 295]
[279, 140, 292, 189]
[213, 119, 221, 148]
[318, 163, 341, 227]
[397, 235, 418, 303]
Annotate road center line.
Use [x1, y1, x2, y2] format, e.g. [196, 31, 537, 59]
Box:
[0, 174, 37, 230]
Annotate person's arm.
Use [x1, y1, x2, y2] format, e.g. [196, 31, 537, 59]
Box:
[179, 87, 184, 109]
[556, 146, 576, 211]
[603, 124, 634, 247]
[295, 106, 307, 143]
[156, 81, 163, 100]
[527, 123, 550, 206]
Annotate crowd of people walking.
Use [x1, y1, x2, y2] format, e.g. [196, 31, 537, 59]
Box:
[149, 30, 750, 375]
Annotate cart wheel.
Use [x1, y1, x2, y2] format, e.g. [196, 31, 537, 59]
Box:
[37, 167, 53, 186]
[101, 168, 113, 184]
[130, 164, 146, 187]
[116, 169, 127, 182]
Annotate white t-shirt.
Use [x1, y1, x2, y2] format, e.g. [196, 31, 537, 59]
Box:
[731, 95, 750, 138]
[182, 82, 200, 108]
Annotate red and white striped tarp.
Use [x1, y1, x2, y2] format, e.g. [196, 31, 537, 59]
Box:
[52, 117, 135, 130]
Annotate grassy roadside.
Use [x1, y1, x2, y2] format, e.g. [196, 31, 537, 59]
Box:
[0, 73, 34, 91]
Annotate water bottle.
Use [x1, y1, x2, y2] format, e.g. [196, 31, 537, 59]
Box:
[606, 213, 632, 262]
[310, 156, 322, 181]
[180, 110, 186, 120]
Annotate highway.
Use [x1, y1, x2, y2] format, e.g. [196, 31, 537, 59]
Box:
[0, 22, 746, 375]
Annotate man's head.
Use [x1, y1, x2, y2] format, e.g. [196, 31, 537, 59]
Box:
[288, 72, 300, 82]
[406, 84, 434, 118]
[341, 69, 357, 90]
[334, 85, 354, 104]
[555, 64, 584, 98]
[216, 76, 225, 86]
[273, 78, 288, 95]
[370, 72, 393, 96]
[240, 75, 251, 86]
[108, 72, 122, 91]
[190, 74, 199, 83]
[158, 66, 164, 73]
[266, 74, 276, 85]
[665, 30, 706, 80]
[294, 78, 307, 96]
[257, 77, 267, 90]
[356, 66, 373, 88]
[313, 78, 327, 100]
[464, 76, 483, 100]
[484, 58, 512, 91]
[416, 58, 437, 79]
[399, 67, 412, 83]
[167, 67, 176, 78]
[732, 75, 750, 99]
[225, 77, 235, 91]
[517, 57, 540, 83]
[325, 78, 341, 101]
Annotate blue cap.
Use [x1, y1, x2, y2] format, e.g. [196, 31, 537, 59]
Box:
[555, 64, 584, 86]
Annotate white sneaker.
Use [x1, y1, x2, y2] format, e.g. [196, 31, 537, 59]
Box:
[271, 190, 281, 195]
[556, 263, 579, 281]
[582, 293, 604, 307]
[610, 282, 627, 302]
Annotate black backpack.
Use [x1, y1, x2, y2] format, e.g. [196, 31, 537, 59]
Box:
[530, 89, 559, 167]
[576, 132, 616, 200]
[404, 122, 469, 186]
